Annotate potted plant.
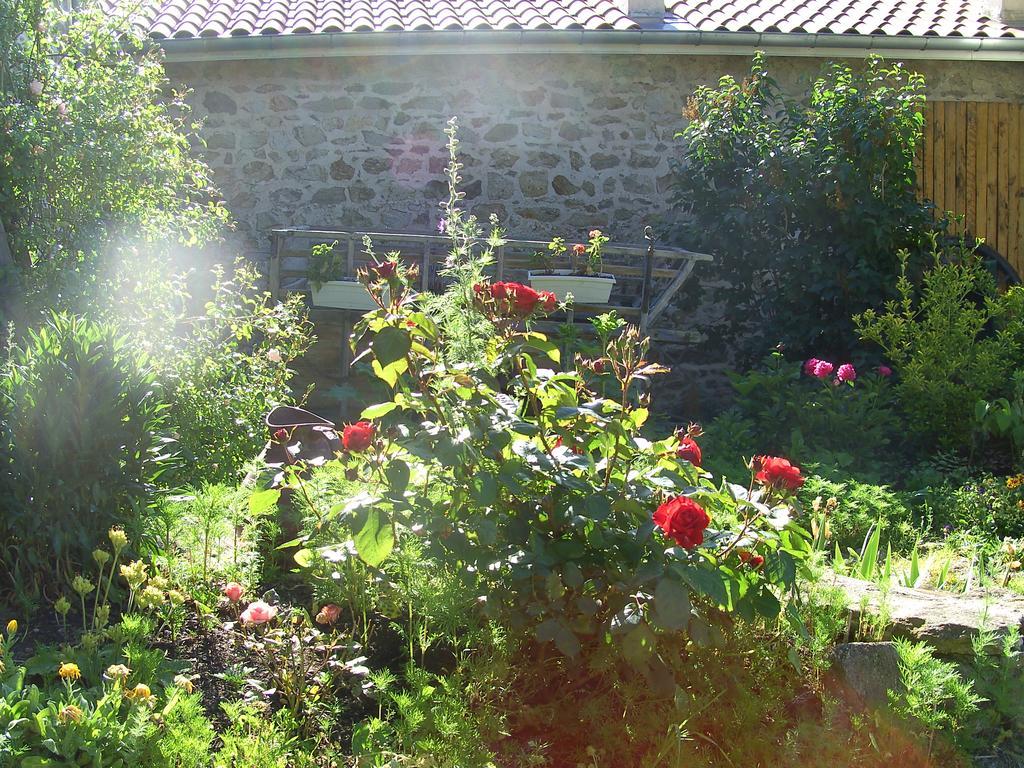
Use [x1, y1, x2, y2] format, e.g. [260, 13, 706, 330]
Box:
[528, 229, 615, 304]
[307, 240, 378, 310]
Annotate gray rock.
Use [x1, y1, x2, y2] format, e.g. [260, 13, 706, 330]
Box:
[371, 82, 414, 96]
[329, 159, 355, 181]
[206, 132, 236, 150]
[628, 150, 660, 169]
[519, 171, 549, 198]
[294, 126, 325, 147]
[203, 91, 237, 115]
[589, 151, 618, 169]
[832, 642, 901, 707]
[268, 94, 297, 112]
[484, 124, 518, 142]
[527, 151, 561, 169]
[491, 149, 519, 169]
[363, 157, 394, 173]
[552, 175, 579, 196]
[311, 188, 347, 205]
[830, 574, 1024, 656]
[242, 160, 274, 182]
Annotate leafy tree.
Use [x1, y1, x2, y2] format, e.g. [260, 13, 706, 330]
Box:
[668, 53, 934, 363]
[0, 0, 228, 295]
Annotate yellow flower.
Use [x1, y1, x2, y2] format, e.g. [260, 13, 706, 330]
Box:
[92, 549, 111, 567]
[137, 585, 164, 611]
[58, 662, 82, 681]
[58, 704, 84, 724]
[71, 575, 94, 597]
[1006, 474, 1024, 489]
[167, 590, 185, 607]
[105, 664, 131, 681]
[174, 675, 195, 693]
[149, 574, 169, 592]
[125, 683, 153, 703]
[54, 597, 71, 617]
[120, 561, 148, 590]
[5, 619, 16, 636]
[108, 527, 128, 553]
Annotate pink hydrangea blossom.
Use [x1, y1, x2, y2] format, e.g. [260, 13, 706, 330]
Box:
[878, 365, 893, 377]
[240, 600, 278, 625]
[836, 363, 857, 383]
[811, 360, 834, 379]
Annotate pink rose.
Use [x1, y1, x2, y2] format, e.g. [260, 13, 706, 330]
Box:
[878, 365, 893, 377]
[803, 358, 820, 376]
[315, 603, 341, 625]
[222, 582, 244, 603]
[835, 363, 857, 383]
[266, 348, 282, 363]
[240, 600, 278, 625]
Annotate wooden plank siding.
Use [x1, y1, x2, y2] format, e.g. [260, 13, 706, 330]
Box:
[920, 101, 1024, 276]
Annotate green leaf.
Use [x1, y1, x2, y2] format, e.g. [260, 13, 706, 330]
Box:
[372, 326, 412, 366]
[653, 577, 691, 631]
[471, 473, 498, 506]
[361, 401, 399, 419]
[385, 460, 410, 493]
[249, 488, 280, 518]
[293, 548, 313, 568]
[859, 521, 881, 579]
[353, 509, 394, 567]
[676, 563, 730, 609]
[581, 494, 610, 522]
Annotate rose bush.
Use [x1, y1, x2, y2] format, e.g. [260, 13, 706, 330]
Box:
[283, 258, 811, 680]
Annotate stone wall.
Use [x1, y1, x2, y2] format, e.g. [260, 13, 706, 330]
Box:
[165, 51, 1024, 418]
[167, 53, 1024, 259]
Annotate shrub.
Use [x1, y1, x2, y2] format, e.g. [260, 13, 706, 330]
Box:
[799, 474, 918, 554]
[0, 615, 193, 766]
[0, 312, 171, 596]
[669, 53, 932, 362]
[855, 235, 1024, 448]
[108, 254, 314, 486]
[0, 0, 227, 290]
[915, 475, 1024, 540]
[703, 349, 904, 483]
[287, 243, 811, 686]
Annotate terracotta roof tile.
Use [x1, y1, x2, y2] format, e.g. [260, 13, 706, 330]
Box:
[107, 0, 1024, 40]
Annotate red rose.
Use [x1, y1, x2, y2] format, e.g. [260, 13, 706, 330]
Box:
[540, 291, 557, 313]
[676, 436, 702, 467]
[738, 550, 765, 569]
[508, 282, 541, 317]
[273, 428, 289, 443]
[754, 456, 805, 492]
[372, 260, 398, 279]
[653, 496, 710, 549]
[343, 421, 375, 452]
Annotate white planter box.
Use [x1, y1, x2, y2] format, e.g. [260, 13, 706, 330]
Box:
[528, 270, 615, 304]
[310, 280, 377, 311]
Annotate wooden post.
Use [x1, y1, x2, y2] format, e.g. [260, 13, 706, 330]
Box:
[269, 231, 283, 300]
[639, 226, 655, 334]
[421, 240, 430, 291]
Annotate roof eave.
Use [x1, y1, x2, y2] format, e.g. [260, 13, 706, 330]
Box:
[156, 27, 1024, 63]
